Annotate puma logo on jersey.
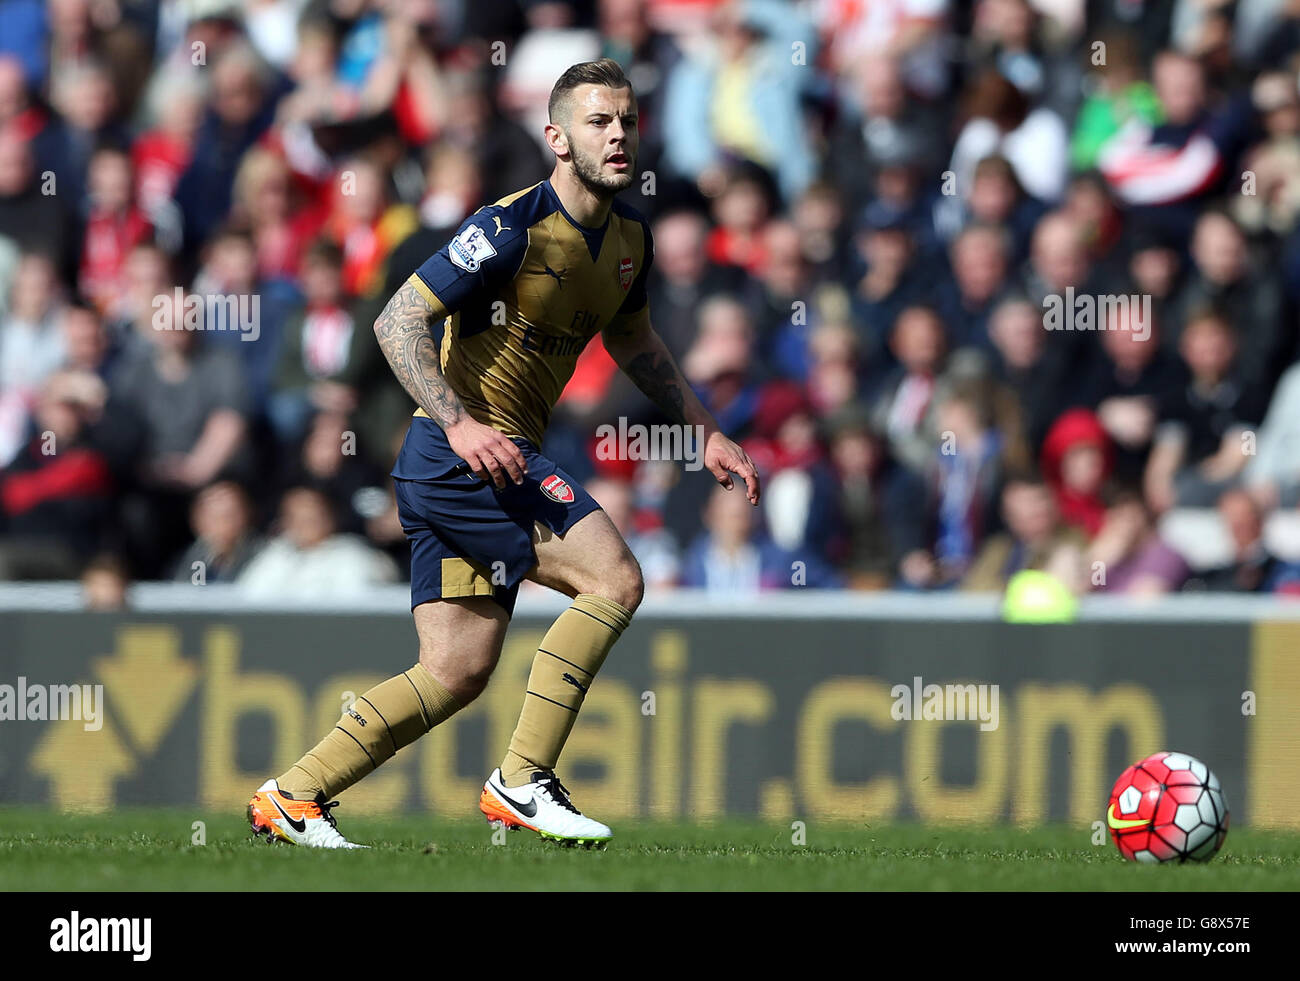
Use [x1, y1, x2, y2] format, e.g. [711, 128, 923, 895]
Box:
[561, 672, 589, 694]
[492, 216, 511, 236]
[543, 264, 566, 287]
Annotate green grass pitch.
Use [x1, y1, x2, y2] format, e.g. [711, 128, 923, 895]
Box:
[2, 808, 1299, 891]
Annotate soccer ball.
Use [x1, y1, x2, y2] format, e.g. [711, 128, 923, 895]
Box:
[1106, 751, 1229, 863]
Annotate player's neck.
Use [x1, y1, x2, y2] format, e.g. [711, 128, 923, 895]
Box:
[548, 167, 613, 230]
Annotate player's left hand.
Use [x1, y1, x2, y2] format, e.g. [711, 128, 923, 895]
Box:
[704, 430, 760, 505]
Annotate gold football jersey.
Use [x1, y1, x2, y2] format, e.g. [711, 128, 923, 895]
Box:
[407, 180, 653, 446]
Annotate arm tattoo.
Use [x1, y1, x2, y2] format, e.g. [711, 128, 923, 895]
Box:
[624, 351, 688, 425]
[372, 281, 466, 428]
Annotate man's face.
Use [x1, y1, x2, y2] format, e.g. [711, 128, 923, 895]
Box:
[213, 61, 262, 126]
[859, 57, 903, 118]
[891, 309, 945, 373]
[599, 0, 647, 43]
[862, 226, 910, 271]
[760, 222, 805, 292]
[194, 485, 250, 550]
[706, 483, 755, 547]
[1154, 55, 1205, 126]
[692, 301, 753, 378]
[302, 257, 342, 306]
[952, 229, 1007, 302]
[282, 490, 334, 550]
[1061, 443, 1105, 494]
[1130, 246, 1178, 297]
[1181, 321, 1236, 380]
[0, 57, 26, 121]
[1219, 491, 1261, 551]
[969, 171, 1015, 221]
[653, 212, 707, 281]
[88, 151, 132, 212]
[61, 308, 105, 367]
[1004, 483, 1056, 542]
[1031, 215, 1088, 290]
[1102, 310, 1156, 369]
[991, 302, 1043, 368]
[208, 237, 257, 291]
[1192, 215, 1245, 284]
[555, 83, 638, 195]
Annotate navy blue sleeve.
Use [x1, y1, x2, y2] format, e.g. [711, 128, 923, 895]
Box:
[412, 205, 528, 313]
[620, 218, 654, 317]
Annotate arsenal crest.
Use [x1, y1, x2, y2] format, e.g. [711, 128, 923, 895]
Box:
[618, 256, 633, 290]
[541, 474, 575, 503]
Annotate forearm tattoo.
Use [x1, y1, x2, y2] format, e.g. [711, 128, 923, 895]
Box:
[373, 281, 466, 428]
[625, 350, 688, 426]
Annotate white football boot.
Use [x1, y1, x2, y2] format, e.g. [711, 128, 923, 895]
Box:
[247, 779, 369, 849]
[479, 768, 612, 847]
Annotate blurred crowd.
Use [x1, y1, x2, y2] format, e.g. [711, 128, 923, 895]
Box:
[3, 0, 1300, 605]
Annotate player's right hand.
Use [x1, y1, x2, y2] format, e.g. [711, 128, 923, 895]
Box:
[444, 418, 528, 488]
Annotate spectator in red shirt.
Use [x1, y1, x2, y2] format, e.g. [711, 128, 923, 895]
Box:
[326, 155, 416, 299]
[0, 54, 46, 143]
[232, 146, 330, 282]
[0, 373, 114, 579]
[705, 165, 774, 273]
[78, 146, 152, 315]
[133, 77, 203, 232]
[1041, 407, 1114, 537]
[268, 238, 382, 446]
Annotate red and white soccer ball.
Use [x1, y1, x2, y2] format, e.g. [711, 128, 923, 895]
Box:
[1107, 751, 1229, 863]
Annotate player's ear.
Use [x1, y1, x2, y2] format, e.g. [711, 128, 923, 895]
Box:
[544, 121, 569, 158]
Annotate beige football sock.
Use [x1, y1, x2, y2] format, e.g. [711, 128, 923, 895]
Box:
[278, 664, 461, 799]
[499, 593, 634, 786]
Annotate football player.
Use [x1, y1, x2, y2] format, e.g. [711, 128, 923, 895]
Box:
[249, 58, 760, 848]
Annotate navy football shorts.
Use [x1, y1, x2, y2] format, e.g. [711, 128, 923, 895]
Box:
[391, 415, 601, 616]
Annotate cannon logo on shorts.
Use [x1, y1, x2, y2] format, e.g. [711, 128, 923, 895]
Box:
[540, 474, 574, 503]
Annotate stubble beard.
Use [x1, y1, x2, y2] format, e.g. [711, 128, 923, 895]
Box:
[569, 138, 635, 196]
